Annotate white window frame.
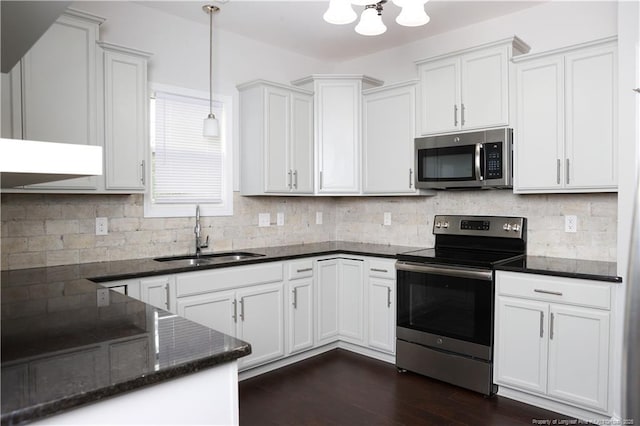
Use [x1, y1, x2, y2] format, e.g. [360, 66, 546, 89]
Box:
[144, 83, 233, 218]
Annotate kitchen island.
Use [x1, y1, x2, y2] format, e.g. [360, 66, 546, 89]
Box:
[0, 266, 251, 425]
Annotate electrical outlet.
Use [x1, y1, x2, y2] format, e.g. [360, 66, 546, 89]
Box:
[277, 212, 284, 226]
[258, 213, 271, 227]
[97, 288, 110, 307]
[565, 215, 577, 233]
[316, 211, 323, 225]
[383, 212, 391, 226]
[95, 217, 108, 235]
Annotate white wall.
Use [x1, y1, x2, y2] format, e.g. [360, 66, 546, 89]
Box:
[335, 1, 618, 83]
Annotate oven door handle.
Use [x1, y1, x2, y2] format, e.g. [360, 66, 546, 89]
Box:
[395, 261, 493, 281]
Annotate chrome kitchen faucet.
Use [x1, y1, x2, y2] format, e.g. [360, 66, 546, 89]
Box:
[194, 205, 209, 257]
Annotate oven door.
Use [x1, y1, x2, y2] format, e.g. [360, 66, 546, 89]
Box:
[395, 261, 494, 361]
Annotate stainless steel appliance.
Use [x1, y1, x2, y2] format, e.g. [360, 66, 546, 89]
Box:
[395, 215, 526, 395]
[414, 128, 513, 189]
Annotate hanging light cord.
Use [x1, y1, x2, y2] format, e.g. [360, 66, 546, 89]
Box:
[208, 6, 213, 117]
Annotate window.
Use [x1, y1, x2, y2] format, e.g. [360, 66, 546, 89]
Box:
[144, 83, 232, 218]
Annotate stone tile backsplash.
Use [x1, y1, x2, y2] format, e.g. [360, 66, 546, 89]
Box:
[1, 191, 617, 270]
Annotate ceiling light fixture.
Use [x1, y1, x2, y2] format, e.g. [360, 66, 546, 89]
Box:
[323, 0, 429, 36]
[203, 4, 220, 137]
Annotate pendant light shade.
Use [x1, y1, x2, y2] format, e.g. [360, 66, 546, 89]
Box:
[394, 0, 429, 27]
[323, 0, 357, 24]
[355, 5, 387, 36]
[203, 5, 220, 137]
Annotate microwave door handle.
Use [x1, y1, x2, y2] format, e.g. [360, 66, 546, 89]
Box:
[475, 143, 484, 181]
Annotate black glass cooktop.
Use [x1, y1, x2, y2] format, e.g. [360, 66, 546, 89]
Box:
[397, 248, 525, 269]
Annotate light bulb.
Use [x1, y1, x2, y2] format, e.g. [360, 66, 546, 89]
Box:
[355, 6, 386, 36]
[323, 0, 357, 25]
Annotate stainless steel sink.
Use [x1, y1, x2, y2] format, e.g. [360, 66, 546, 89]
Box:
[154, 252, 265, 265]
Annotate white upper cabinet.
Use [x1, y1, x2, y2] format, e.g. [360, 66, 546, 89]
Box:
[16, 9, 104, 190]
[514, 37, 617, 193]
[416, 37, 529, 136]
[362, 81, 418, 194]
[292, 75, 383, 195]
[238, 80, 314, 195]
[99, 42, 150, 192]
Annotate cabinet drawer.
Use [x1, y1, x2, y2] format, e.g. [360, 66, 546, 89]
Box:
[176, 263, 283, 297]
[288, 259, 314, 280]
[496, 271, 611, 310]
[368, 259, 396, 279]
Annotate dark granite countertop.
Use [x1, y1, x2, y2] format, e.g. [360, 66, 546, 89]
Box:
[496, 255, 621, 283]
[0, 267, 251, 426]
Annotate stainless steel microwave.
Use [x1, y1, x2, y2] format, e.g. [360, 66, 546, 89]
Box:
[414, 128, 513, 189]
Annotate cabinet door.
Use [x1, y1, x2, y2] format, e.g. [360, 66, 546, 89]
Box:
[21, 12, 100, 190]
[316, 79, 360, 193]
[494, 297, 548, 395]
[514, 56, 565, 192]
[367, 277, 395, 353]
[288, 278, 314, 354]
[140, 276, 171, 312]
[565, 45, 617, 190]
[103, 48, 148, 191]
[363, 83, 416, 194]
[460, 46, 509, 130]
[547, 305, 610, 412]
[290, 91, 314, 193]
[418, 58, 459, 135]
[237, 283, 285, 369]
[176, 291, 237, 337]
[316, 259, 340, 344]
[338, 258, 365, 344]
[264, 86, 291, 193]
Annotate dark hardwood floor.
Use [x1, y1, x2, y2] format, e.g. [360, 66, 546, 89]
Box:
[239, 349, 572, 426]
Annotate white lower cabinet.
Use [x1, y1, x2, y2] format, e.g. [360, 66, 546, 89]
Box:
[176, 290, 236, 336]
[286, 259, 315, 355]
[367, 259, 396, 354]
[139, 275, 174, 312]
[316, 258, 340, 345]
[494, 271, 612, 415]
[338, 258, 365, 344]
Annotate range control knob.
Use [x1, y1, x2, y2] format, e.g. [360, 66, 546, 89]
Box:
[503, 223, 512, 231]
[442, 221, 449, 229]
[435, 221, 441, 228]
[512, 224, 521, 232]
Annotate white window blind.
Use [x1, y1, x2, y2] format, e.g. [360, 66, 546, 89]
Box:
[151, 91, 226, 204]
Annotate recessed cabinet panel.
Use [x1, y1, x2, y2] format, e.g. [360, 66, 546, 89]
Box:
[316, 259, 340, 344]
[265, 87, 290, 192]
[291, 93, 314, 193]
[176, 291, 236, 336]
[338, 258, 365, 343]
[288, 277, 314, 354]
[419, 59, 459, 135]
[368, 278, 395, 353]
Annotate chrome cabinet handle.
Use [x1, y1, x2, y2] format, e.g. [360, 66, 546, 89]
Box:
[461, 103, 466, 126]
[475, 143, 483, 181]
[292, 288, 298, 309]
[164, 283, 170, 310]
[140, 160, 146, 185]
[296, 268, 313, 273]
[454, 105, 458, 126]
[550, 312, 555, 340]
[232, 299, 237, 323]
[409, 168, 413, 189]
[534, 289, 563, 296]
[566, 158, 570, 185]
[540, 311, 544, 338]
[288, 169, 292, 189]
[319, 171, 323, 190]
[633, 88, 640, 93]
[387, 287, 391, 308]
[240, 298, 245, 321]
[556, 159, 561, 185]
[293, 170, 298, 189]
[371, 268, 388, 273]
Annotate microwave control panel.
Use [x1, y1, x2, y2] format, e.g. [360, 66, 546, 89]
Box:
[485, 143, 503, 179]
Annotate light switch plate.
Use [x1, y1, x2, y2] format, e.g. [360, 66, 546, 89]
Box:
[277, 212, 284, 226]
[316, 212, 323, 225]
[258, 213, 270, 227]
[97, 288, 110, 307]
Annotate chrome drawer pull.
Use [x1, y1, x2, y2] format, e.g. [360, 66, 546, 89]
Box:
[371, 268, 388, 273]
[539, 312, 544, 338]
[534, 289, 563, 296]
[296, 268, 313, 273]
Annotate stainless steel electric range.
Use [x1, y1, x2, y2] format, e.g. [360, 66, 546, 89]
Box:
[395, 215, 527, 395]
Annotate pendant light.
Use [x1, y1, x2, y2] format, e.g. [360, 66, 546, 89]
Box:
[324, 0, 430, 35]
[355, 4, 387, 36]
[203, 4, 220, 137]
